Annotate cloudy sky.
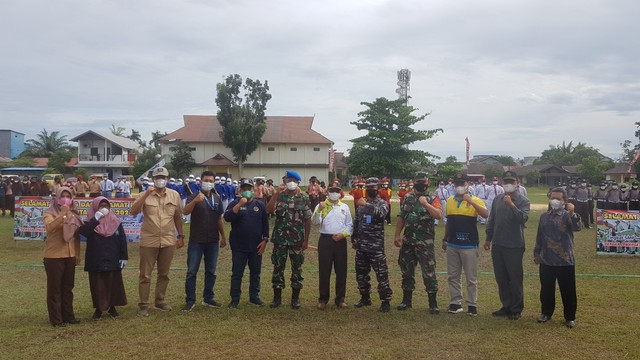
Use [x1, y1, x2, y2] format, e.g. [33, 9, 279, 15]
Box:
[1, 0, 638, 162]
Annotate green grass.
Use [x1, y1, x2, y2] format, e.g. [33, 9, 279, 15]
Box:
[0, 188, 639, 360]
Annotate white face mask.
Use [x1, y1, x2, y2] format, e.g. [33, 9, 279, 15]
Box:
[99, 208, 110, 216]
[201, 182, 215, 192]
[328, 192, 341, 201]
[492, 181, 498, 185]
[286, 181, 298, 191]
[503, 184, 516, 193]
[456, 186, 467, 195]
[214, 180, 220, 184]
[154, 179, 166, 188]
[549, 199, 563, 210]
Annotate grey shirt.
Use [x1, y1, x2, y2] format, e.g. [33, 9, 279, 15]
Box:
[485, 192, 530, 248]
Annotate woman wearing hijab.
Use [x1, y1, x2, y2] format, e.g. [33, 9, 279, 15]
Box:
[43, 187, 83, 327]
[80, 197, 128, 320]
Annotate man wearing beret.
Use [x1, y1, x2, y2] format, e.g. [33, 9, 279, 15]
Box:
[266, 170, 312, 309]
[352, 177, 392, 312]
[394, 172, 443, 314]
[484, 171, 530, 320]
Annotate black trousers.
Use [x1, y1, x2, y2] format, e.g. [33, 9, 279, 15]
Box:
[491, 245, 524, 314]
[317, 234, 347, 304]
[539, 263, 577, 321]
[575, 201, 590, 227]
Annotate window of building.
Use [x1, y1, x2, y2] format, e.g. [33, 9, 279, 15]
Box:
[268, 147, 275, 151]
[313, 147, 320, 151]
[290, 147, 297, 151]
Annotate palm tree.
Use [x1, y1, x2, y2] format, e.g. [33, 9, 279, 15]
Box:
[110, 124, 126, 137]
[24, 129, 70, 157]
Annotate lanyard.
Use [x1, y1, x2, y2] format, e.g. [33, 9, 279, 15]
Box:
[203, 192, 216, 210]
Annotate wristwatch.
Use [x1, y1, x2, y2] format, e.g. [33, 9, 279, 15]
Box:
[177, 234, 185, 239]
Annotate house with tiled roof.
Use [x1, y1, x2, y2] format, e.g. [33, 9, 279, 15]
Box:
[69, 130, 141, 179]
[604, 163, 637, 184]
[157, 115, 333, 183]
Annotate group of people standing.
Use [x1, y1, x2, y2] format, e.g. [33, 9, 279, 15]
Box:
[40, 167, 581, 331]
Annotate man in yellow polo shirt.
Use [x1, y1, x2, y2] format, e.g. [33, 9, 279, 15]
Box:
[131, 167, 184, 316]
[442, 173, 488, 316]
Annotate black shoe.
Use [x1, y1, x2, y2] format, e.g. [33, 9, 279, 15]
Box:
[354, 295, 372, 308]
[428, 293, 439, 315]
[228, 302, 239, 309]
[270, 289, 282, 308]
[537, 314, 551, 323]
[447, 304, 463, 314]
[397, 290, 412, 311]
[467, 306, 478, 317]
[108, 307, 119, 319]
[509, 312, 521, 320]
[565, 320, 576, 328]
[492, 308, 511, 317]
[92, 310, 102, 321]
[379, 301, 391, 313]
[249, 298, 264, 306]
[202, 300, 222, 308]
[181, 302, 196, 313]
[291, 288, 301, 310]
[66, 318, 81, 325]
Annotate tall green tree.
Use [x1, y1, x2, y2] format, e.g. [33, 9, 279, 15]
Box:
[346, 97, 442, 179]
[620, 121, 640, 173]
[436, 156, 463, 180]
[577, 156, 613, 183]
[132, 147, 160, 179]
[127, 129, 146, 147]
[110, 124, 126, 137]
[48, 149, 74, 173]
[495, 155, 517, 166]
[215, 74, 272, 176]
[170, 142, 196, 179]
[23, 129, 70, 157]
[535, 141, 602, 166]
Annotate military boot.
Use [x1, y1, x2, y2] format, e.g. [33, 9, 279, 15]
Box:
[428, 293, 440, 315]
[291, 288, 301, 310]
[379, 301, 391, 313]
[397, 290, 413, 311]
[354, 293, 372, 308]
[270, 288, 282, 308]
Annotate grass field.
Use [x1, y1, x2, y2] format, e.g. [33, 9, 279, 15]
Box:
[1, 187, 639, 360]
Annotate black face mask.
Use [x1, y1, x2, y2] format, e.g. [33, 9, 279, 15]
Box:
[366, 189, 378, 198]
[414, 183, 427, 192]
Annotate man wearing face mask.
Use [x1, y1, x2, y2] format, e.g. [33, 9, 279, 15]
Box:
[266, 170, 312, 309]
[225, 179, 269, 308]
[594, 182, 608, 210]
[605, 182, 621, 210]
[484, 177, 504, 224]
[483, 171, 530, 320]
[534, 187, 581, 328]
[573, 180, 591, 228]
[394, 172, 442, 314]
[442, 173, 488, 316]
[629, 181, 640, 212]
[352, 177, 392, 312]
[181, 171, 226, 312]
[131, 167, 184, 316]
[379, 178, 393, 225]
[619, 184, 629, 211]
[312, 181, 353, 310]
[434, 181, 451, 226]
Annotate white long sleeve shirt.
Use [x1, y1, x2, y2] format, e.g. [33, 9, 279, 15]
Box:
[312, 200, 353, 236]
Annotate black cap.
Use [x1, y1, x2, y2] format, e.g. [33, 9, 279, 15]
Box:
[502, 171, 518, 181]
[240, 178, 254, 187]
[453, 173, 468, 183]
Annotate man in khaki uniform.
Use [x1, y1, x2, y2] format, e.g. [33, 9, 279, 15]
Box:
[131, 167, 184, 316]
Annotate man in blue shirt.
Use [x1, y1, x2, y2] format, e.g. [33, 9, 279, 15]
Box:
[224, 179, 269, 308]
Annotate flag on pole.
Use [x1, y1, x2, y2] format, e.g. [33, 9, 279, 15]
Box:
[465, 137, 470, 165]
[136, 159, 166, 185]
[329, 145, 335, 172]
[628, 150, 640, 173]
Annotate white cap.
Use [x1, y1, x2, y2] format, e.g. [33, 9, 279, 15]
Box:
[215, 176, 220, 180]
[196, 177, 201, 181]
[169, 178, 175, 182]
[177, 179, 183, 183]
[188, 174, 195, 179]
[142, 176, 149, 181]
[220, 176, 226, 181]
[233, 180, 238, 185]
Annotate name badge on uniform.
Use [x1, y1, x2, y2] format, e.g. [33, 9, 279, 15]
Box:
[365, 215, 372, 224]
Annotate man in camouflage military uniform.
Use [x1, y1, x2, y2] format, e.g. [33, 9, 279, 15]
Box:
[352, 177, 392, 312]
[394, 172, 443, 314]
[266, 170, 312, 309]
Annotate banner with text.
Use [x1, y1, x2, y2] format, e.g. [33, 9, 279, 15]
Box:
[13, 196, 143, 242]
[596, 209, 640, 256]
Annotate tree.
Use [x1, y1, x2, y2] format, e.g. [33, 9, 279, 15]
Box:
[170, 142, 196, 179]
[110, 124, 126, 137]
[127, 129, 146, 147]
[535, 141, 602, 166]
[577, 156, 613, 183]
[495, 155, 517, 166]
[132, 147, 160, 179]
[9, 156, 35, 168]
[346, 97, 442, 179]
[215, 74, 272, 177]
[620, 121, 640, 173]
[23, 129, 70, 157]
[483, 166, 504, 181]
[525, 169, 540, 186]
[149, 131, 167, 149]
[436, 156, 463, 180]
[48, 150, 74, 173]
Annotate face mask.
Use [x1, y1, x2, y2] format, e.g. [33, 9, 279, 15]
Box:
[456, 186, 467, 195]
[414, 183, 427, 192]
[600, 186, 606, 190]
[633, 186, 638, 190]
[612, 186, 618, 190]
[492, 181, 498, 185]
[366, 189, 378, 198]
[154, 179, 166, 188]
[503, 184, 516, 193]
[57, 198, 72, 207]
[549, 199, 563, 210]
[214, 180, 220, 184]
[241, 190, 254, 199]
[570, 184, 576, 188]
[328, 192, 341, 201]
[581, 183, 587, 187]
[286, 181, 298, 191]
[201, 182, 215, 192]
[99, 207, 110, 216]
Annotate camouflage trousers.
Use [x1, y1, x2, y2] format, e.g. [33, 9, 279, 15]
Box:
[355, 250, 392, 301]
[271, 244, 305, 290]
[398, 240, 438, 294]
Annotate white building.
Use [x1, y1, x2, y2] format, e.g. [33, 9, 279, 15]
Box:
[157, 115, 333, 184]
[70, 130, 141, 179]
